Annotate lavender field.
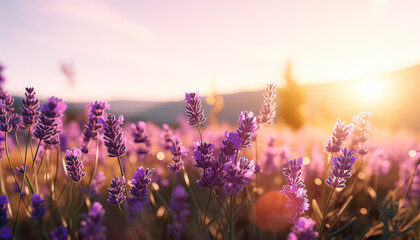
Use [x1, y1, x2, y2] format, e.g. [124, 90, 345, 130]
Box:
[1, 1, 420, 240]
[0, 72, 417, 240]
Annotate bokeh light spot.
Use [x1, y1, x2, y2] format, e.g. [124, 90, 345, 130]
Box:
[157, 152, 165, 160]
[303, 157, 311, 165]
[314, 178, 322, 186]
[408, 150, 417, 157]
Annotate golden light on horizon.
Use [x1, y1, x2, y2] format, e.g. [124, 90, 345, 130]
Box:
[354, 78, 389, 105]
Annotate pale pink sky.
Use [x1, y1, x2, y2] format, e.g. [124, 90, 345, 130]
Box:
[1, 0, 419, 102]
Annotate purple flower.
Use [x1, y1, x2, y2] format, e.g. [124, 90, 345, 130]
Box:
[167, 139, 188, 173]
[167, 185, 190, 239]
[10, 113, 21, 132]
[21, 87, 40, 128]
[236, 111, 257, 149]
[287, 217, 318, 240]
[281, 158, 309, 223]
[0, 106, 11, 133]
[160, 123, 175, 150]
[131, 121, 151, 159]
[31, 193, 46, 220]
[107, 175, 126, 205]
[197, 132, 241, 189]
[223, 157, 255, 194]
[0, 89, 14, 114]
[0, 226, 12, 240]
[257, 83, 277, 125]
[129, 167, 154, 211]
[326, 148, 357, 188]
[85, 171, 106, 198]
[193, 141, 214, 169]
[350, 111, 373, 155]
[323, 118, 353, 153]
[34, 97, 67, 146]
[81, 101, 110, 154]
[185, 91, 206, 126]
[100, 115, 127, 158]
[0, 195, 9, 226]
[65, 148, 86, 183]
[79, 202, 106, 240]
[50, 224, 68, 240]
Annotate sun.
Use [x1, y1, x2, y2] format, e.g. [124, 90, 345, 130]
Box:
[354, 78, 389, 106]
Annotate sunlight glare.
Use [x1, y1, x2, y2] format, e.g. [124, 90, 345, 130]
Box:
[354, 78, 388, 105]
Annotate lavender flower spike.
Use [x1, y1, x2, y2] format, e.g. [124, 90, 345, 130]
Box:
[193, 141, 214, 169]
[350, 111, 373, 156]
[326, 148, 357, 188]
[257, 83, 277, 125]
[131, 121, 151, 159]
[81, 101, 110, 154]
[223, 157, 255, 194]
[185, 91, 206, 126]
[50, 224, 69, 240]
[100, 114, 127, 158]
[65, 148, 86, 183]
[107, 175, 126, 205]
[167, 139, 188, 173]
[287, 217, 319, 240]
[280, 158, 309, 223]
[31, 193, 46, 220]
[323, 118, 353, 153]
[79, 202, 106, 240]
[21, 87, 40, 128]
[167, 185, 190, 240]
[236, 111, 257, 149]
[129, 167, 155, 211]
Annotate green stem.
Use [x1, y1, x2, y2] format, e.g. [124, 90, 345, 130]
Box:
[402, 160, 420, 201]
[320, 187, 335, 240]
[117, 155, 130, 204]
[202, 189, 212, 229]
[229, 194, 235, 240]
[197, 124, 203, 143]
[151, 185, 169, 209]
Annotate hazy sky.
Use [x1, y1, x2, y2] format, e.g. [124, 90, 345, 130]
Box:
[1, 0, 419, 102]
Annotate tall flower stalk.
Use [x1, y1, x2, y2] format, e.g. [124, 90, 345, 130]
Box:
[320, 148, 357, 238]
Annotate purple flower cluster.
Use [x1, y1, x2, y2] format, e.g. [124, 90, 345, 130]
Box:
[323, 118, 353, 153]
[21, 87, 40, 128]
[107, 175, 126, 206]
[193, 141, 214, 169]
[160, 123, 175, 150]
[50, 224, 68, 240]
[223, 157, 255, 194]
[81, 101, 110, 154]
[167, 185, 190, 240]
[65, 148, 86, 183]
[185, 91, 206, 126]
[287, 217, 318, 240]
[34, 97, 67, 146]
[79, 202, 106, 240]
[350, 111, 373, 155]
[31, 193, 46, 220]
[0, 195, 11, 240]
[0, 89, 14, 114]
[129, 167, 155, 211]
[167, 138, 188, 172]
[196, 132, 241, 189]
[0, 195, 10, 227]
[326, 148, 357, 188]
[236, 111, 257, 149]
[100, 115, 127, 158]
[131, 121, 151, 159]
[280, 158, 309, 223]
[257, 83, 277, 125]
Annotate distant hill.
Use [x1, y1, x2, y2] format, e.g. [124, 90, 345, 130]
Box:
[11, 64, 420, 131]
